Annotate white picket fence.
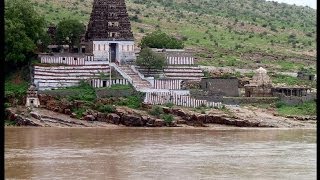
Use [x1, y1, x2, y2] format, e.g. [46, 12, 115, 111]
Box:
[144, 91, 222, 108]
[153, 79, 183, 90]
[166, 56, 194, 65]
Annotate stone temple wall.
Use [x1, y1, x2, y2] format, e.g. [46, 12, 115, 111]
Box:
[200, 78, 240, 97]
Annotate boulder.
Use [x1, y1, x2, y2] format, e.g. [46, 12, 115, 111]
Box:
[84, 115, 95, 121]
[176, 119, 186, 124]
[154, 119, 165, 127]
[97, 113, 108, 122]
[122, 115, 144, 127]
[64, 109, 72, 115]
[70, 113, 77, 119]
[146, 118, 156, 127]
[162, 107, 171, 114]
[108, 113, 120, 124]
[30, 112, 41, 120]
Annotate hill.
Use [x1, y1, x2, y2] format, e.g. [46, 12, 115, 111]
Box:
[29, 0, 316, 72]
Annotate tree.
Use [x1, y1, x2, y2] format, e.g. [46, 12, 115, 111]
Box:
[56, 19, 85, 52]
[136, 48, 167, 75]
[5, 0, 47, 67]
[140, 30, 184, 49]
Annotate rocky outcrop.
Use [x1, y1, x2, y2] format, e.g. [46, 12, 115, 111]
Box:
[5, 109, 40, 127]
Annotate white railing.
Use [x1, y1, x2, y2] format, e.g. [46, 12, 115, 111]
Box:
[144, 91, 222, 108]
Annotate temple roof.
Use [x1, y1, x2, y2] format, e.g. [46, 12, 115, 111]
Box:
[85, 0, 134, 41]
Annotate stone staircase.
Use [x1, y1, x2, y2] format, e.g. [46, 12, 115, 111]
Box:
[115, 64, 152, 90]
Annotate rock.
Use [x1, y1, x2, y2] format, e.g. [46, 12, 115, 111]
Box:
[15, 115, 40, 126]
[176, 119, 186, 124]
[64, 109, 72, 115]
[53, 107, 60, 112]
[107, 113, 120, 124]
[162, 107, 171, 114]
[30, 112, 41, 120]
[84, 115, 95, 121]
[154, 119, 165, 127]
[97, 113, 108, 122]
[122, 115, 144, 127]
[70, 113, 77, 119]
[146, 118, 156, 127]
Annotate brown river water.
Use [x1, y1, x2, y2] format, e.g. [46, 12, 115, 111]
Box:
[5, 127, 316, 180]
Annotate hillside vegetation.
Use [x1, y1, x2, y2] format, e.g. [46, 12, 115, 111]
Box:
[29, 0, 316, 72]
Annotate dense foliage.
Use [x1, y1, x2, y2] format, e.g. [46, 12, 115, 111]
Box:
[136, 47, 167, 75]
[5, 0, 48, 68]
[140, 30, 184, 49]
[56, 19, 85, 51]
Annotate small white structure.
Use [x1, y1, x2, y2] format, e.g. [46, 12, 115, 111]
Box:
[25, 84, 40, 108]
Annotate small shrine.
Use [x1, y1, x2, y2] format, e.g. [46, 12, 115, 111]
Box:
[244, 67, 273, 97]
[25, 84, 40, 108]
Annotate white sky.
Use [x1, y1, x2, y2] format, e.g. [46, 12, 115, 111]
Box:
[266, 0, 316, 9]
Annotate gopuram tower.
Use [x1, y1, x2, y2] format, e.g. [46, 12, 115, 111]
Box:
[85, 0, 136, 64]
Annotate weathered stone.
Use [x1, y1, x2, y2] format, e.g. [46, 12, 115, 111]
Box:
[154, 119, 165, 127]
[30, 112, 41, 120]
[70, 113, 77, 119]
[108, 113, 120, 124]
[53, 107, 60, 112]
[84, 115, 95, 121]
[96, 112, 108, 122]
[64, 109, 72, 115]
[176, 119, 186, 124]
[162, 107, 171, 114]
[122, 115, 144, 127]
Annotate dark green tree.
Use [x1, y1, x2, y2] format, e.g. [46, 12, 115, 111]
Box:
[56, 19, 85, 52]
[136, 47, 167, 75]
[5, 0, 47, 68]
[140, 30, 184, 49]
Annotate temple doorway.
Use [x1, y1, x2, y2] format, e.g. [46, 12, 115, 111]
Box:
[110, 43, 117, 63]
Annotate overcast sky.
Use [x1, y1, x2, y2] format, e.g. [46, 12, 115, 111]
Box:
[266, 0, 316, 9]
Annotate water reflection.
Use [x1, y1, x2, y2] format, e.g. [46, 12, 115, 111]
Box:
[5, 128, 316, 179]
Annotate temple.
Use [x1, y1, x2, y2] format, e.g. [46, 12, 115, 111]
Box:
[84, 0, 136, 64]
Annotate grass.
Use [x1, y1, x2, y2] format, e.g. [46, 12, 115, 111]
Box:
[71, 107, 86, 119]
[276, 100, 316, 116]
[5, 120, 17, 126]
[162, 114, 174, 123]
[116, 95, 143, 109]
[271, 74, 316, 87]
[5, 69, 30, 105]
[28, 0, 316, 71]
[148, 106, 164, 118]
[51, 81, 97, 101]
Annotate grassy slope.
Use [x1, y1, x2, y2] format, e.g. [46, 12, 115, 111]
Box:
[29, 0, 316, 72]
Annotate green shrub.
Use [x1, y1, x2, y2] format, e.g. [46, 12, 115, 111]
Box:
[116, 95, 142, 109]
[275, 101, 286, 108]
[140, 30, 184, 49]
[165, 102, 174, 108]
[162, 114, 173, 123]
[72, 108, 86, 119]
[97, 105, 116, 114]
[148, 106, 163, 118]
[276, 101, 316, 116]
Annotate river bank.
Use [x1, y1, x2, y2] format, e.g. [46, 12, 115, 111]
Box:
[5, 105, 316, 129]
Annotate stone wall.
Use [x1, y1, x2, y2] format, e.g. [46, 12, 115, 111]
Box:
[222, 97, 279, 105]
[200, 78, 240, 97]
[278, 93, 316, 105]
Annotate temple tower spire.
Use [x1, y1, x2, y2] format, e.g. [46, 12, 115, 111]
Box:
[85, 0, 136, 63]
